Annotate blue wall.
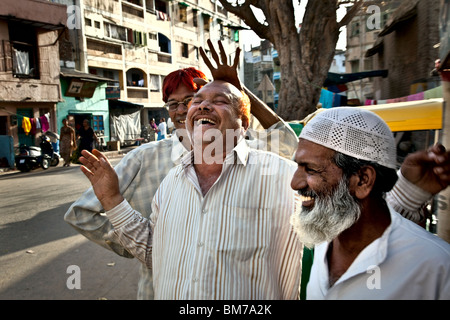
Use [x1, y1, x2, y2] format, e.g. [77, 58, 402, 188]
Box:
[57, 79, 110, 141]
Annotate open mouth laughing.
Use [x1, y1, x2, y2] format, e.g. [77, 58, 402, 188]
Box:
[196, 118, 217, 126]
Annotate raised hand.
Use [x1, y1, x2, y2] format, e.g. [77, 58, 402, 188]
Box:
[200, 39, 242, 90]
[79, 149, 124, 211]
[401, 144, 450, 195]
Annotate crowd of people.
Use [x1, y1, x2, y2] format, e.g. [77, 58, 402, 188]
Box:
[64, 40, 450, 300]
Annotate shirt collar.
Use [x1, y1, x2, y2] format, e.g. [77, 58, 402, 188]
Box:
[315, 203, 397, 288]
[180, 137, 250, 169]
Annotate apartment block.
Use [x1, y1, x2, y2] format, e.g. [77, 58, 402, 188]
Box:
[366, 0, 441, 99]
[345, 0, 403, 104]
[56, 0, 242, 143]
[0, 0, 67, 150]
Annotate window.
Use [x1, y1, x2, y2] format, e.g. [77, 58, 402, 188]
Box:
[94, 21, 101, 29]
[104, 23, 128, 42]
[181, 43, 188, 58]
[133, 30, 147, 46]
[219, 22, 224, 39]
[155, 0, 167, 13]
[148, 32, 157, 41]
[158, 33, 171, 53]
[193, 11, 198, 27]
[149, 74, 160, 92]
[351, 60, 360, 73]
[127, 68, 145, 87]
[8, 21, 39, 79]
[146, 0, 155, 13]
[92, 115, 104, 131]
[351, 21, 360, 37]
[203, 14, 211, 32]
[85, 18, 92, 27]
[194, 46, 199, 60]
[179, 4, 188, 23]
[126, 0, 142, 6]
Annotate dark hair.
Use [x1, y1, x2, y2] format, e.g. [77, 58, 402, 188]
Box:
[333, 152, 398, 197]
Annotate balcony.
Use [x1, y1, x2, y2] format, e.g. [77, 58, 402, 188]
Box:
[157, 52, 172, 64]
[127, 86, 148, 100]
[122, 1, 144, 19]
[86, 39, 122, 60]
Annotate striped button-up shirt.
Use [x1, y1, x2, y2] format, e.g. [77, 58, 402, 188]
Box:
[107, 139, 303, 299]
[64, 120, 300, 299]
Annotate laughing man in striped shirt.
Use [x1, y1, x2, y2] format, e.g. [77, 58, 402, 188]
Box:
[78, 80, 303, 299]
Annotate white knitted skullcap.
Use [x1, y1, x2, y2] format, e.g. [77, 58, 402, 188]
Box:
[300, 107, 397, 169]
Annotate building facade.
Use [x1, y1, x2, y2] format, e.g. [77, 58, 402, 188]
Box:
[244, 40, 276, 110]
[0, 0, 67, 150]
[366, 0, 441, 100]
[345, 0, 403, 104]
[56, 0, 242, 143]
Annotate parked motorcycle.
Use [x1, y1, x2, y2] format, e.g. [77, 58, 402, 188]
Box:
[15, 133, 60, 172]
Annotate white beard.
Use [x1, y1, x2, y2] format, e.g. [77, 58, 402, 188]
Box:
[290, 179, 361, 249]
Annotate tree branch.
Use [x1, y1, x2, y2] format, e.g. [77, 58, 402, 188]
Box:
[218, 0, 271, 40]
[338, 0, 364, 28]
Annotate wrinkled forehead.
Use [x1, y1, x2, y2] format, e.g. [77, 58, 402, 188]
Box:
[295, 138, 337, 163]
[195, 80, 241, 98]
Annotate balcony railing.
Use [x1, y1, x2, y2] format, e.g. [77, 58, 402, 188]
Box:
[127, 87, 148, 99]
[122, 1, 144, 18]
[157, 52, 172, 64]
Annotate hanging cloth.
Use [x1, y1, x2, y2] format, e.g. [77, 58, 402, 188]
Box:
[40, 115, 49, 133]
[30, 118, 36, 135]
[22, 117, 31, 135]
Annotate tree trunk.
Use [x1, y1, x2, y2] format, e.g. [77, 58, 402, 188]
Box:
[276, 0, 340, 120]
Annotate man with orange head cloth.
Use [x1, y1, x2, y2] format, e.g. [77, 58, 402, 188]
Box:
[64, 42, 299, 299]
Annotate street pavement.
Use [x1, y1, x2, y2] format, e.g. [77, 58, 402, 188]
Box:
[0, 147, 142, 300]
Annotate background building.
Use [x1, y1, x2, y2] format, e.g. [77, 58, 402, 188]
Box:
[56, 0, 242, 145]
[243, 40, 276, 110]
[0, 0, 67, 156]
[345, 0, 403, 104]
[366, 0, 441, 99]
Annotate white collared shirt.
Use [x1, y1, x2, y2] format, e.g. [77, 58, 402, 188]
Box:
[307, 205, 450, 300]
[107, 139, 303, 299]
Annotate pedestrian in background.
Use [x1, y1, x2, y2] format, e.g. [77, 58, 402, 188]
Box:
[157, 118, 167, 141]
[60, 118, 77, 167]
[78, 119, 98, 153]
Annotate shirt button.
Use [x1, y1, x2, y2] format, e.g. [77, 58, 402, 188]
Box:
[193, 278, 198, 282]
[202, 209, 207, 214]
[198, 241, 204, 247]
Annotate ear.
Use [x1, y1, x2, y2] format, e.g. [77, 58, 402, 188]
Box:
[242, 116, 249, 131]
[348, 166, 377, 200]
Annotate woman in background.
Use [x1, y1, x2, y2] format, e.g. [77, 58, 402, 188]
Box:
[60, 118, 77, 167]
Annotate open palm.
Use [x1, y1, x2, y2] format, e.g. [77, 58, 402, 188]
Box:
[79, 149, 123, 211]
[200, 39, 242, 90]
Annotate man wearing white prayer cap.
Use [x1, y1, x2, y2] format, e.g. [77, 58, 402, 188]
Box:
[290, 107, 450, 300]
